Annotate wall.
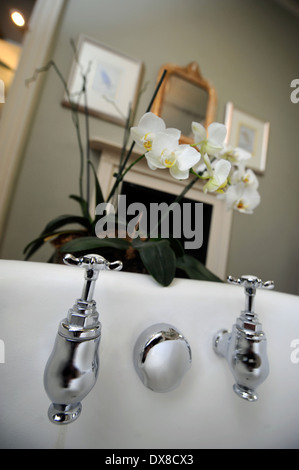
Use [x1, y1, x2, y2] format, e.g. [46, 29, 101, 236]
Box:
[0, 0, 298, 294]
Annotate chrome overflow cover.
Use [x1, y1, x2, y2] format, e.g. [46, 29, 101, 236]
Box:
[133, 323, 192, 393]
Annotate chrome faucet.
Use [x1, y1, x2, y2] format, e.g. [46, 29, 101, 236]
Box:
[44, 253, 122, 424]
[213, 275, 274, 402]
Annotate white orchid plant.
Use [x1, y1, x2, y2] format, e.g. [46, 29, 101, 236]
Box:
[131, 112, 260, 214]
[24, 51, 260, 287]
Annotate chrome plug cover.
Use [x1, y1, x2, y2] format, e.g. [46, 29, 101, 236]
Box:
[134, 323, 192, 393]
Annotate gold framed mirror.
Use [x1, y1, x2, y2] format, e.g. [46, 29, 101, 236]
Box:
[151, 62, 217, 144]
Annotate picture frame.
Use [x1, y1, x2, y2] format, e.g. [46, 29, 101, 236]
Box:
[62, 35, 143, 126]
[224, 102, 270, 173]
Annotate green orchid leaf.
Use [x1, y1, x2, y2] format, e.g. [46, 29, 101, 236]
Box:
[168, 237, 185, 258]
[89, 160, 104, 206]
[176, 254, 223, 282]
[135, 238, 176, 287]
[60, 236, 130, 253]
[69, 194, 90, 219]
[24, 235, 50, 260]
[23, 214, 91, 259]
[130, 237, 149, 250]
[24, 229, 86, 260]
[42, 214, 91, 233]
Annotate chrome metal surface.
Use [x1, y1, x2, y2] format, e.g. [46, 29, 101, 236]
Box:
[44, 253, 122, 424]
[48, 403, 82, 425]
[44, 312, 101, 424]
[134, 323, 192, 393]
[227, 275, 274, 314]
[64, 254, 123, 302]
[213, 274, 274, 402]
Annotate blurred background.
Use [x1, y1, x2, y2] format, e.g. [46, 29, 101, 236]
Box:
[0, 0, 298, 294]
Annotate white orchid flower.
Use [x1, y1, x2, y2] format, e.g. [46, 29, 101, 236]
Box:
[192, 122, 227, 156]
[222, 182, 261, 214]
[131, 112, 181, 153]
[230, 164, 259, 189]
[219, 145, 252, 164]
[146, 133, 201, 180]
[201, 154, 231, 193]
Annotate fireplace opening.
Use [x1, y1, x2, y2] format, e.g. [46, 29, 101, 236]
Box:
[121, 181, 213, 266]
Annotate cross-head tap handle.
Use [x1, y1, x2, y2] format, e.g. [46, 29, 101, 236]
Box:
[63, 253, 123, 272]
[227, 275, 274, 313]
[63, 253, 123, 302]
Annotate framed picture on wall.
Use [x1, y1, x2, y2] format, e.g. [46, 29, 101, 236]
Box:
[62, 34, 143, 126]
[224, 102, 270, 173]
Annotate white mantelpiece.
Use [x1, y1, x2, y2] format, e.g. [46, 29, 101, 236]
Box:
[90, 138, 232, 279]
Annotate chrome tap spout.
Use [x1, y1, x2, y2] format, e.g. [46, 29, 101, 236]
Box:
[44, 254, 122, 424]
[213, 275, 274, 402]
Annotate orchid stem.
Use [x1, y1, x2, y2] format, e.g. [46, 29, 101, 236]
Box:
[190, 168, 210, 180]
[106, 69, 167, 203]
[114, 154, 145, 186]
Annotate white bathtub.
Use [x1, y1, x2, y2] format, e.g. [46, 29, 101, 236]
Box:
[0, 260, 298, 449]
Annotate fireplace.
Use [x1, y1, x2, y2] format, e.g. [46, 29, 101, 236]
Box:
[90, 138, 232, 279]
